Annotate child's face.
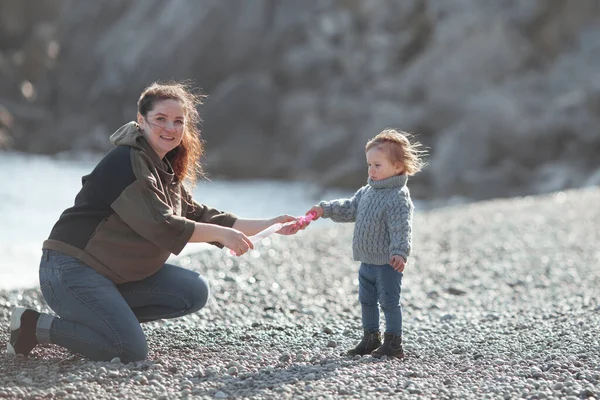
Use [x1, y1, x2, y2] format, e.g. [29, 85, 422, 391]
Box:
[366, 147, 403, 181]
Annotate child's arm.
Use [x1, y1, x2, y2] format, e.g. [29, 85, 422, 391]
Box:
[312, 186, 367, 223]
[388, 190, 414, 266]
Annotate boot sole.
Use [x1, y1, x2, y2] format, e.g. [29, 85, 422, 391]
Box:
[345, 346, 382, 357]
[372, 353, 405, 359]
[6, 307, 27, 355]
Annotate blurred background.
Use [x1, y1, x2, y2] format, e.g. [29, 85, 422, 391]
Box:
[2, 0, 600, 200]
[0, 0, 599, 288]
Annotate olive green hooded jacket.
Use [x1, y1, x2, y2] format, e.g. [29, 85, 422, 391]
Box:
[43, 122, 236, 283]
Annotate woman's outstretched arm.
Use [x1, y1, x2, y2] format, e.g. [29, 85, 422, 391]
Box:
[232, 216, 297, 236]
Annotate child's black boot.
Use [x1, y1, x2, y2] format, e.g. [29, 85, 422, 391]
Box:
[371, 332, 404, 359]
[346, 329, 381, 356]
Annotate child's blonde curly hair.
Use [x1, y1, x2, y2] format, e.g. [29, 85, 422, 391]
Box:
[365, 129, 428, 176]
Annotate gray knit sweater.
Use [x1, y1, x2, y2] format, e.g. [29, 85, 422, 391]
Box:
[319, 174, 413, 265]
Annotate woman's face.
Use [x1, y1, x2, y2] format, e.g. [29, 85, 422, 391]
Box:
[138, 99, 185, 159]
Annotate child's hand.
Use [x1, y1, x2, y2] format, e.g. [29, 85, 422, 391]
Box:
[306, 206, 324, 221]
[390, 255, 405, 272]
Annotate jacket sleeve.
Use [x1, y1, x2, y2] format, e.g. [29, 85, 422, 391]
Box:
[387, 189, 413, 262]
[181, 188, 238, 248]
[318, 186, 366, 223]
[108, 154, 196, 255]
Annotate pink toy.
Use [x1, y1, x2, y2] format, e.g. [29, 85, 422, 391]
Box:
[230, 211, 317, 255]
[297, 210, 317, 224]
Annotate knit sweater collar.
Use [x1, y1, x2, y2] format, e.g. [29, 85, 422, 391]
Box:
[368, 174, 407, 189]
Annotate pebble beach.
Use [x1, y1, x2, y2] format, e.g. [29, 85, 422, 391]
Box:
[1, 187, 599, 399]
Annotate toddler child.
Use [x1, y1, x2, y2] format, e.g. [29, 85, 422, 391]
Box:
[306, 129, 426, 358]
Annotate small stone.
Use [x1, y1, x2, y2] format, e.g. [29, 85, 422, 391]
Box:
[580, 388, 595, 398]
[214, 391, 228, 399]
[323, 327, 334, 334]
[531, 367, 544, 379]
[447, 287, 466, 295]
[279, 354, 291, 363]
[148, 373, 162, 381]
[20, 378, 33, 385]
[108, 370, 119, 378]
[34, 366, 47, 374]
[484, 313, 500, 321]
[327, 340, 337, 348]
[110, 357, 121, 364]
[181, 380, 193, 390]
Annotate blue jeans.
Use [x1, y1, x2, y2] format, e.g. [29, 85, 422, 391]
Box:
[37, 249, 209, 362]
[358, 262, 403, 336]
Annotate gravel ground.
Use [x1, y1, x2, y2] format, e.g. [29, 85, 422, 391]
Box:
[1, 187, 599, 399]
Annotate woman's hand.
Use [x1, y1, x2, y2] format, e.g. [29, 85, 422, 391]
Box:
[219, 227, 254, 256]
[390, 255, 405, 272]
[274, 214, 307, 235]
[273, 215, 297, 225]
[306, 206, 324, 221]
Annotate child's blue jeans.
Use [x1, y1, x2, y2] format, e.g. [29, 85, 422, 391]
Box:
[358, 262, 403, 336]
[37, 249, 209, 362]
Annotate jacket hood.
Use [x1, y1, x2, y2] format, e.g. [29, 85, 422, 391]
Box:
[109, 121, 145, 149]
[109, 121, 169, 172]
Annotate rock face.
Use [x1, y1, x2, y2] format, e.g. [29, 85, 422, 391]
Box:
[1, 0, 599, 200]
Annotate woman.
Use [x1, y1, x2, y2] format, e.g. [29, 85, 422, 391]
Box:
[7, 82, 307, 362]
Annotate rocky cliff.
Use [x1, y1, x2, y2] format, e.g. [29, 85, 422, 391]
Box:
[1, 0, 599, 200]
